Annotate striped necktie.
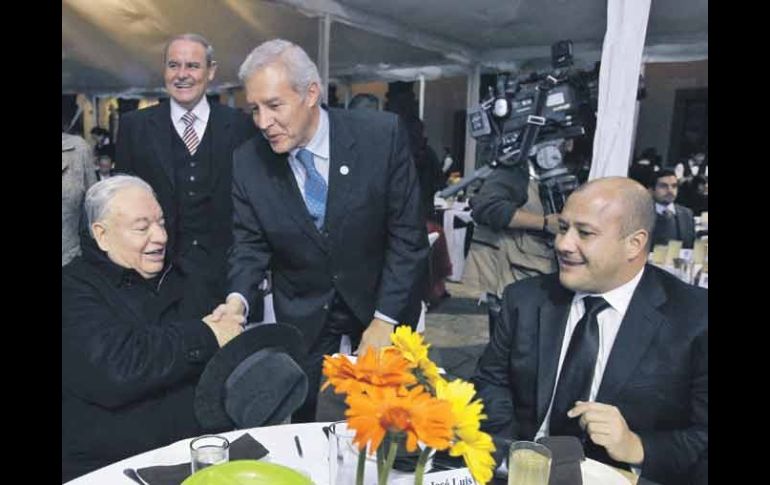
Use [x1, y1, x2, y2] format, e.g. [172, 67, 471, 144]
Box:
[182, 111, 200, 155]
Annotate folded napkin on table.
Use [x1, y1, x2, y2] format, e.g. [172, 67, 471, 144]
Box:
[135, 433, 269, 485]
[537, 436, 584, 485]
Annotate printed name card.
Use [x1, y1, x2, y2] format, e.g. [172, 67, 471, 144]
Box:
[391, 468, 477, 485]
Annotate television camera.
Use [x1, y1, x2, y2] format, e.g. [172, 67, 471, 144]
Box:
[440, 40, 599, 214]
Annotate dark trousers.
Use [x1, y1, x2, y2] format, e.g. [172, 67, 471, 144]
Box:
[292, 294, 363, 423]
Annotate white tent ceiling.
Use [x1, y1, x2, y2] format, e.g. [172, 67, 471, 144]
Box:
[62, 0, 707, 95]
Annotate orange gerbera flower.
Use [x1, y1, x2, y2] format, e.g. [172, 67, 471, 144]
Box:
[345, 385, 456, 453]
[322, 347, 416, 395]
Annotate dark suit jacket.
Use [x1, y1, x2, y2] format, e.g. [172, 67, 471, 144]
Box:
[228, 108, 428, 349]
[652, 204, 696, 249]
[115, 101, 256, 281]
[62, 236, 219, 481]
[473, 265, 708, 485]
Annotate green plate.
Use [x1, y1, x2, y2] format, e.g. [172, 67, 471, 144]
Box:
[182, 460, 314, 485]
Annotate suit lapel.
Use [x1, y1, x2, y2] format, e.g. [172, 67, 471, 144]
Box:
[207, 104, 231, 190]
[536, 282, 573, 425]
[148, 103, 175, 189]
[596, 267, 667, 402]
[265, 145, 328, 252]
[325, 109, 358, 239]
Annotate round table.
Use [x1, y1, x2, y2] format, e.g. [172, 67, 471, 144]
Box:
[65, 421, 634, 484]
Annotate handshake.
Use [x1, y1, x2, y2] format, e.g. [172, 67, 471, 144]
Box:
[202, 296, 248, 348]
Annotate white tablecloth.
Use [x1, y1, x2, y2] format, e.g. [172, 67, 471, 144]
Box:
[66, 423, 331, 485]
[442, 203, 473, 282]
[66, 421, 630, 484]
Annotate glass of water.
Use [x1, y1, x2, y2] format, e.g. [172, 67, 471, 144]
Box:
[508, 441, 551, 485]
[190, 435, 230, 474]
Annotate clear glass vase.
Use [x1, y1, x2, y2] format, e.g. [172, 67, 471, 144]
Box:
[328, 422, 435, 484]
[329, 421, 379, 484]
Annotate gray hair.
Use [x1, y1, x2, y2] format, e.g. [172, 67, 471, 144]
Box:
[573, 176, 656, 251]
[84, 175, 156, 237]
[238, 39, 323, 103]
[163, 33, 215, 66]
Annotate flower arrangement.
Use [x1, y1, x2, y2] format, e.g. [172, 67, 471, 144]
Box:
[323, 325, 496, 485]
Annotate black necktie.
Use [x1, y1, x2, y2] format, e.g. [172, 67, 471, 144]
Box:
[549, 296, 610, 437]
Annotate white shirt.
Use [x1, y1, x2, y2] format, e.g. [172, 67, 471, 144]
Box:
[230, 108, 397, 325]
[655, 202, 676, 216]
[535, 266, 646, 440]
[170, 97, 210, 142]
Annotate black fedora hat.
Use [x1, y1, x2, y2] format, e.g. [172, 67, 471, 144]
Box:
[194, 323, 308, 431]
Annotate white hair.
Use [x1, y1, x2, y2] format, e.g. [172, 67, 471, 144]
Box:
[238, 39, 323, 104]
[84, 175, 156, 237]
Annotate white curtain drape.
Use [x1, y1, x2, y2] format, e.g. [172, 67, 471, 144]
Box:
[589, 0, 652, 179]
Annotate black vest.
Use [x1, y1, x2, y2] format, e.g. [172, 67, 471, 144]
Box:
[170, 121, 215, 254]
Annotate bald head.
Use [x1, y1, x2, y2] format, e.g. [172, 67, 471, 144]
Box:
[572, 177, 655, 250]
[555, 177, 654, 293]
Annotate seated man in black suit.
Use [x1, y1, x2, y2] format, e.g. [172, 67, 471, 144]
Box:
[62, 176, 244, 481]
[473, 177, 707, 485]
[649, 169, 696, 249]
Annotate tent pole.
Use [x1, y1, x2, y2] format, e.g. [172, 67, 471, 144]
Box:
[464, 64, 481, 177]
[318, 14, 331, 105]
[418, 74, 425, 120]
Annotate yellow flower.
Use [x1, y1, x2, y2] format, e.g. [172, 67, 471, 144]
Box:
[435, 378, 487, 436]
[436, 378, 496, 485]
[448, 428, 496, 485]
[389, 325, 442, 388]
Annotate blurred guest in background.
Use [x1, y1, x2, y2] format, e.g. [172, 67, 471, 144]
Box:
[62, 132, 97, 266]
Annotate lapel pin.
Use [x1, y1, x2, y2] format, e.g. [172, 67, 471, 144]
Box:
[340, 165, 350, 175]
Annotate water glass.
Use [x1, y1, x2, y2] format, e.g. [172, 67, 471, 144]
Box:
[508, 441, 551, 485]
[190, 435, 230, 474]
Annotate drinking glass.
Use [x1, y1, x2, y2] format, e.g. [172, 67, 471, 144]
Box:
[508, 441, 551, 485]
[190, 435, 230, 474]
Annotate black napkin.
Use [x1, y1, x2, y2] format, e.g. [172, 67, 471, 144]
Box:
[135, 433, 269, 485]
[536, 436, 584, 485]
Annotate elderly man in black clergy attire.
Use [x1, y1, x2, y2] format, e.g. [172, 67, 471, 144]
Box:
[473, 177, 707, 485]
[211, 39, 429, 422]
[61, 176, 244, 482]
[115, 33, 256, 300]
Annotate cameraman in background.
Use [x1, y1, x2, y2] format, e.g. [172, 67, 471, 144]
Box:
[463, 157, 559, 336]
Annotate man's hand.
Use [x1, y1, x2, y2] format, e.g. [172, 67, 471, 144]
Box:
[568, 401, 645, 465]
[202, 311, 245, 348]
[210, 295, 246, 323]
[356, 318, 395, 354]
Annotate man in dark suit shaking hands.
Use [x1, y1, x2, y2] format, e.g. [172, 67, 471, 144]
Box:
[115, 33, 256, 299]
[473, 177, 707, 485]
[212, 39, 429, 422]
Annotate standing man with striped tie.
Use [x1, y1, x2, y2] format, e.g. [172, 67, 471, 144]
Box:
[116, 33, 256, 301]
[211, 39, 429, 422]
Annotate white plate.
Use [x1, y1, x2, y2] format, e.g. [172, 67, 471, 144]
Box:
[581, 458, 630, 484]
